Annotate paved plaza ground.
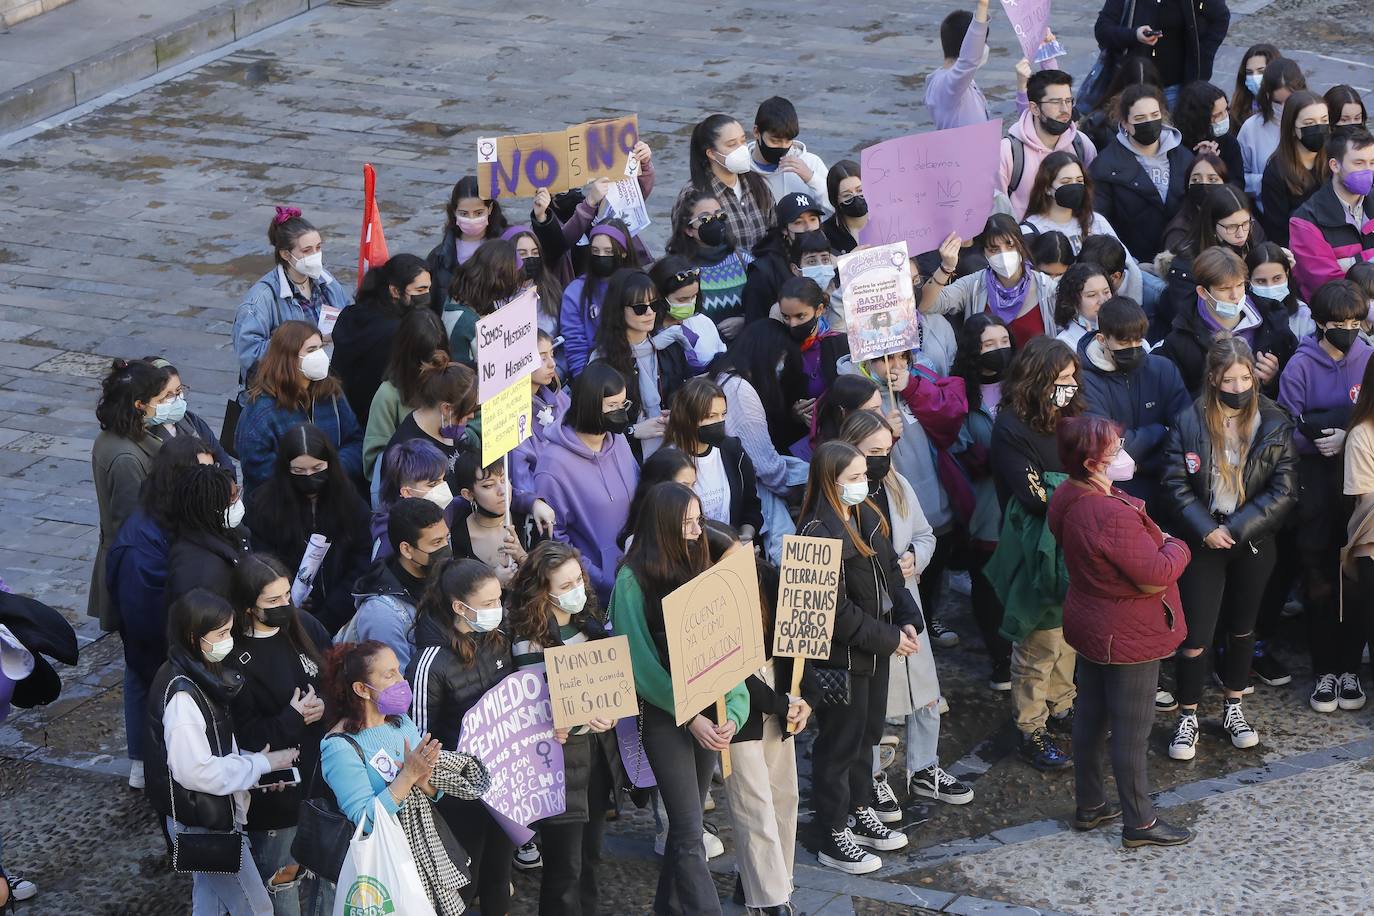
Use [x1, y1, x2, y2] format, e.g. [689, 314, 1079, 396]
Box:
[1, 0, 1373, 912]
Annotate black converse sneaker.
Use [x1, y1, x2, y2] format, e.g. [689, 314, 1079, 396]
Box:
[928, 618, 959, 648]
[871, 772, 902, 823]
[1338, 672, 1366, 710]
[817, 828, 881, 875]
[1311, 673, 1339, 713]
[1168, 712, 1199, 761]
[847, 807, 908, 851]
[1155, 687, 1178, 712]
[908, 765, 974, 805]
[1222, 700, 1259, 749]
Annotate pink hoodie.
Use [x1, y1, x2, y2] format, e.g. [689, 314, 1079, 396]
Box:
[997, 108, 1098, 219]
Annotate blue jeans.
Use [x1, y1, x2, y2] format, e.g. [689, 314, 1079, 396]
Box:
[1164, 84, 1181, 108]
[168, 820, 271, 916]
[246, 828, 305, 916]
[124, 665, 149, 761]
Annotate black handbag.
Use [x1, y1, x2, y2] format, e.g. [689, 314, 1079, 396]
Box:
[1079, 0, 1138, 111]
[219, 398, 242, 459]
[291, 734, 366, 883]
[164, 680, 247, 875]
[812, 667, 852, 707]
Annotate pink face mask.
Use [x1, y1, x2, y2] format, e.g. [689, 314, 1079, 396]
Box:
[456, 214, 489, 237]
[1105, 448, 1136, 482]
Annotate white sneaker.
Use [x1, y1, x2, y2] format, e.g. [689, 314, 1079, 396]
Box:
[1222, 701, 1259, 749]
[703, 827, 724, 860]
[703, 790, 715, 812]
[846, 807, 908, 851]
[1168, 713, 1199, 761]
[128, 759, 145, 790]
[1155, 688, 1178, 712]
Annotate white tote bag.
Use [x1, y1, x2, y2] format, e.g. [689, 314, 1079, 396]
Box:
[333, 797, 438, 916]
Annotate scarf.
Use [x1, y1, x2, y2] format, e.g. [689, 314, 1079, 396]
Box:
[396, 751, 491, 916]
[800, 314, 832, 352]
[984, 268, 1031, 323]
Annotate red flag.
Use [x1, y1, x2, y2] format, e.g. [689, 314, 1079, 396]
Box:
[357, 163, 390, 288]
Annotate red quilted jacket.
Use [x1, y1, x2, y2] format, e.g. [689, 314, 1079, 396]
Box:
[1047, 480, 1191, 665]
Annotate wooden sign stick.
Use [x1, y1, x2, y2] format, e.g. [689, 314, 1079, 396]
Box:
[786, 659, 806, 734]
[715, 696, 733, 778]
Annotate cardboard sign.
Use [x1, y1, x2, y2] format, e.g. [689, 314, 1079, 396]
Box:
[773, 535, 842, 660]
[1000, 0, 1054, 65]
[544, 635, 639, 730]
[481, 380, 533, 466]
[456, 670, 566, 845]
[476, 288, 540, 402]
[479, 115, 639, 200]
[859, 120, 1001, 255]
[837, 241, 922, 363]
[661, 548, 766, 726]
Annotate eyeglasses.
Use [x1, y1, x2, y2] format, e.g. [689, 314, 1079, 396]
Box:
[1216, 218, 1255, 235]
[626, 301, 657, 316]
[1037, 96, 1075, 110]
[604, 399, 635, 414]
[690, 212, 724, 228]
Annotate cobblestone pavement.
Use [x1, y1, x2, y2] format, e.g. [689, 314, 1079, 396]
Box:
[1, 0, 1372, 913]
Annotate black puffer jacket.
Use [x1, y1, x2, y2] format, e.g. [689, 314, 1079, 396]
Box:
[798, 500, 921, 677]
[405, 613, 513, 751]
[1090, 135, 1194, 262]
[1154, 299, 1297, 398]
[165, 527, 251, 606]
[1161, 396, 1298, 545]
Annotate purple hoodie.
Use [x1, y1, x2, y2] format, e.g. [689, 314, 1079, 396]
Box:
[1278, 336, 1372, 455]
[533, 418, 639, 602]
[510, 384, 572, 503]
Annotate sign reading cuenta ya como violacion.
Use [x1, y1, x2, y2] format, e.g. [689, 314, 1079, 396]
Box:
[661, 547, 766, 726]
[772, 535, 841, 661]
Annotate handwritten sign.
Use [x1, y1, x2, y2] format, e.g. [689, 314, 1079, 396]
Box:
[456, 670, 566, 844]
[859, 120, 1001, 255]
[479, 115, 639, 200]
[773, 535, 842, 660]
[661, 547, 766, 726]
[476, 288, 539, 402]
[600, 177, 651, 236]
[481, 379, 533, 466]
[837, 242, 921, 363]
[544, 635, 639, 730]
[1000, 0, 1054, 64]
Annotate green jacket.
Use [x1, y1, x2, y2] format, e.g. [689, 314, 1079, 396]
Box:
[986, 471, 1070, 643]
[607, 566, 749, 730]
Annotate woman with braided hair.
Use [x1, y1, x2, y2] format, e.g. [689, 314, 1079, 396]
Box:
[164, 463, 251, 606]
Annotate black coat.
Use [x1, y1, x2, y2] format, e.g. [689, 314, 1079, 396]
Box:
[1161, 396, 1298, 545]
[798, 500, 921, 677]
[1154, 301, 1297, 398]
[990, 408, 1063, 516]
[1091, 136, 1195, 262]
[331, 302, 403, 428]
[426, 228, 461, 313]
[1094, 0, 1231, 85]
[0, 592, 79, 709]
[165, 527, 251, 606]
[622, 341, 693, 462]
[706, 436, 765, 536]
[1259, 159, 1319, 248]
[406, 614, 513, 752]
[741, 234, 793, 324]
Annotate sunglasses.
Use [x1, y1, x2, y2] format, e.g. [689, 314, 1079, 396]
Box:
[627, 301, 657, 316]
[671, 267, 701, 284]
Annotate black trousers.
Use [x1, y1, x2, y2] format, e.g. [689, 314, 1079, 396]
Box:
[538, 751, 611, 916]
[1306, 545, 1365, 675]
[440, 796, 514, 915]
[967, 546, 1012, 672]
[811, 655, 889, 833]
[917, 533, 954, 624]
[1073, 658, 1160, 830]
[1351, 557, 1374, 668]
[640, 703, 720, 916]
[1175, 538, 1275, 706]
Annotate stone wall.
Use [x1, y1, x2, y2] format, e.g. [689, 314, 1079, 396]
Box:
[1, 0, 76, 28]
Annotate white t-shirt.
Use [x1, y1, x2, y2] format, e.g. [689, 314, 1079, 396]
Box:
[694, 447, 731, 523]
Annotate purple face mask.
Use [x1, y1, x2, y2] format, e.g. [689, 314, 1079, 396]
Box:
[369, 680, 412, 717]
[1341, 169, 1374, 197]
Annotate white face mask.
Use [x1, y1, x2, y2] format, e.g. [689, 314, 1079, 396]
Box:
[300, 349, 331, 381]
[1211, 117, 1230, 138]
[1052, 384, 1078, 408]
[224, 498, 246, 530]
[801, 263, 837, 288]
[1105, 448, 1136, 482]
[421, 481, 454, 510]
[988, 251, 1022, 279]
[839, 481, 869, 506]
[721, 145, 753, 175]
[554, 583, 587, 615]
[461, 602, 504, 633]
[1253, 281, 1289, 301]
[290, 251, 325, 280]
[201, 634, 233, 664]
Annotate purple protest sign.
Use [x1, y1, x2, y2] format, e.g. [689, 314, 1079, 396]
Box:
[456, 670, 567, 844]
[615, 714, 656, 788]
[476, 286, 540, 402]
[859, 120, 1002, 256]
[1000, 0, 1053, 64]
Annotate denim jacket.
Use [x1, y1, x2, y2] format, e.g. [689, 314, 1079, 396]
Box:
[232, 266, 351, 398]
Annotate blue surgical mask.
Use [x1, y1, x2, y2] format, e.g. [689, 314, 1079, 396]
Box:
[1245, 73, 1263, 95]
[461, 602, 503, 633]
[1210, 294, 1242, 319]
[839, 481, 869, 506]
[1252, 281, 1289, 302]
[149, 395, 187, 427]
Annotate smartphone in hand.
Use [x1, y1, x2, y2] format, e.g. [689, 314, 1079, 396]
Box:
[256, 767, 301, 789]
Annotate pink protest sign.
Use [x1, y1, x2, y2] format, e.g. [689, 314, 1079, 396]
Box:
[476, 286, 540, 402]
[1000, 0, 1053, 63]
[859, 120, 1001, 255]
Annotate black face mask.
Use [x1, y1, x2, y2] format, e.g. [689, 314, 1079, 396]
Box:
[1331, 123, 1363, 141]
[290, 469, 328, 496]
[696, 217, 728, 248]
[588, 254, 618, 278]
[472, 497, 505, 519]
[257, 604, 296, 629]
[977, 346, 1013, 379]
[1053, 184, 1086, 210]
[521, 256, 543, 279]
[1298, 124, 1331, 154]
[1324, 326, 1360, 353]
[414, 543, 453, 567]
[1131, 119, 1164, 145]
[1187, 183, 1212, 207]
[757, 140, 789, 164]
[697, 420, 727, 447]
[787, 316, 818, 342]
[600, 407, 632, 435]
[1110, 345, 1146, 372]
[1039, 113, 1072, 136]
[865, 454, 891, 483]
[405, 292, 430, 310]
[1218, 387, 1254, 410]
[838, 196, 869, 218]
